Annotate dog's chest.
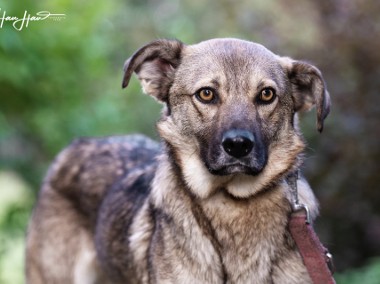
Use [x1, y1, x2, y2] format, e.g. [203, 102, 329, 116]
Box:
[200, 189, 290, 283]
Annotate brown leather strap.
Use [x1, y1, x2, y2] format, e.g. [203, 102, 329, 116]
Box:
[289, 212, 335, 284]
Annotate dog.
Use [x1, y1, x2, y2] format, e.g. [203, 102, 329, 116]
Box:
[26, 38, 330, 284]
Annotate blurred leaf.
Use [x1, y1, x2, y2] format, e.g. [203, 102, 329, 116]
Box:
[335, 258, 380, 284]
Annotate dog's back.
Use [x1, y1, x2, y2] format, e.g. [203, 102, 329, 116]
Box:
[26, 135, 159, 283]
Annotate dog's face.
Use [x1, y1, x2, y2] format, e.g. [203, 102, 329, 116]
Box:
[123, 38, 330, 198]
[169, 39, 294, 177]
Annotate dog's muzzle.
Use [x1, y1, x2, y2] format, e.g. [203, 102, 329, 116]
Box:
[204, 128, 267, 176]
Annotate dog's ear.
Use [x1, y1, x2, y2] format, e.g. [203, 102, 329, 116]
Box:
[122, 39, 184, 102]
[281, 58, 331, 132]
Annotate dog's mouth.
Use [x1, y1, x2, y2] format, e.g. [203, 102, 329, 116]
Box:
[207, 162, 265, 176]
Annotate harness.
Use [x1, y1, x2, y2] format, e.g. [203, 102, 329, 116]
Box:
[287, 171, 336, 284]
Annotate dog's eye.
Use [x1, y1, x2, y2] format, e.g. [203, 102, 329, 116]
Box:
[258, 88, 276, 103]
[195, 88, 216, 103]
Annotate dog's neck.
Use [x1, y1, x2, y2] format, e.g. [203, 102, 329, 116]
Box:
[150, 152, 316, 282]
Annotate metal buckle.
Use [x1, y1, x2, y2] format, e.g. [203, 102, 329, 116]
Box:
[293, 203, 311, 224]
[325, 251, 335, 274]
[288, 170, 311, 224]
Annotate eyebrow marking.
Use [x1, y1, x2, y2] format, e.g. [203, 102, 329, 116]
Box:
[192, 77, 221, 94]
[211, 78, 220, 89]
[256, 79, 277, 91]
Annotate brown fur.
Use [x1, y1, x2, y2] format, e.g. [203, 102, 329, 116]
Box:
[26, 38, 330, 283]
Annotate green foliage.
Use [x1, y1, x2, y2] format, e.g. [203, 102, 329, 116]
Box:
[0, 0, 162, 187]
[0, 171, 33, 284]
[335, 258, 380, 284]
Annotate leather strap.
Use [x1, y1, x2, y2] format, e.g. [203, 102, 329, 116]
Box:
[289, 212, 335, 284]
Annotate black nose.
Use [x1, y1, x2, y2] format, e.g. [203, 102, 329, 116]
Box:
[222, 130, 255, 159]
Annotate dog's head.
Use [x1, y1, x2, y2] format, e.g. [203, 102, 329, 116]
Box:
[123, 38, 330, 199]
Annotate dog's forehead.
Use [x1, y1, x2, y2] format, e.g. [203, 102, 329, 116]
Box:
[178, 38, 285, 91]
[184, 38, 279, 65]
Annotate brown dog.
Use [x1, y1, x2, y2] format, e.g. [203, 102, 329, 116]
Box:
[26, 38, 330, 283]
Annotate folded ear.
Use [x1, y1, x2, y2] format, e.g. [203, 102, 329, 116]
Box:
[281, 58, 331, 132]
[122, 39, 184, 102]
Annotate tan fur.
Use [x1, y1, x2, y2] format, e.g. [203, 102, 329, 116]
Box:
[26, 38, 330, 283]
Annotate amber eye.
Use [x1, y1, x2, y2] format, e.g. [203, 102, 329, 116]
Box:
[195, 88, 216, 103]
[258, 88, 276, 103]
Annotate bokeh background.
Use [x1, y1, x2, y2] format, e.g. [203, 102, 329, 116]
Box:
[0, 0, 379, 283]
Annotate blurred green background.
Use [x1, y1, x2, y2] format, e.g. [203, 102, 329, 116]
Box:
[0, 0, 379, 283]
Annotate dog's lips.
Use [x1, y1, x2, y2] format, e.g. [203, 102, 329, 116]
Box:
[208, 162, 264, 176]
